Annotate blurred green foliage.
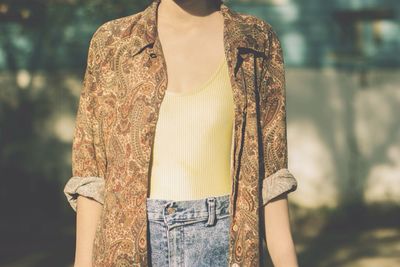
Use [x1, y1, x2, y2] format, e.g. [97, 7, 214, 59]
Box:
[0, 0, 150, 71]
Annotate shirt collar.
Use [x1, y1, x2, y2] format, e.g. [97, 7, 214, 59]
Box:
[132, 0, 264, 53]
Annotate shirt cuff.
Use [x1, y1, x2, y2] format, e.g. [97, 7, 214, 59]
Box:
[262, 168, 298, 206]
[63, 176, 105, 212]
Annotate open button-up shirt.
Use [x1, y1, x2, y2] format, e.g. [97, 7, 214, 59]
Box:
[63, 0, 298, 266]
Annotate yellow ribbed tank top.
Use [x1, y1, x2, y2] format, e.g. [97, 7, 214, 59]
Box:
[148, 56, 235, 201]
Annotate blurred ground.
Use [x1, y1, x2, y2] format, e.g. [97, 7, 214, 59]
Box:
[0, 203, 399, 267]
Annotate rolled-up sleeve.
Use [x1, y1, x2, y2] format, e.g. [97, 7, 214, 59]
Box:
[262, 168, 297, 206]
[63, 31, 107, 212]
[260, 24, 298, 207]
[64, 176, 105, 211]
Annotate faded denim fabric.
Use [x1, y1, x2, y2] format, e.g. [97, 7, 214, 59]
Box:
[146, 194, 231, 267]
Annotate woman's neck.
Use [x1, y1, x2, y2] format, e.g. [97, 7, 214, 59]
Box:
[157, 0, 221, 27]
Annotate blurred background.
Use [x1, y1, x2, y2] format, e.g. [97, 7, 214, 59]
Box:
[0, 0, 399, 266]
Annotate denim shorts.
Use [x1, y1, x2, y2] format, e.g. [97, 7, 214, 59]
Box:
[146, 194, 231, 267]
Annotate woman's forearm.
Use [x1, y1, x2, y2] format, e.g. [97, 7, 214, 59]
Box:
[264, 194, 299, 267]
[74, 195, 103, 267]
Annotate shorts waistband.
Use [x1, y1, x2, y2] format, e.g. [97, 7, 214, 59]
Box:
[146, 194, 230, 222]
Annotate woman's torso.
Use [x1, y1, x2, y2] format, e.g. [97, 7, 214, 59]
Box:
[148, 3, 234, 200]
[148, 55, 235, 200]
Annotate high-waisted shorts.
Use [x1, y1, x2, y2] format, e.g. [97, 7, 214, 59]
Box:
[146, 194, 231, 267]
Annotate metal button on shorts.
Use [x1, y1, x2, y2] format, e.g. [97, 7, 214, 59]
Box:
[146, 194, 231, 267]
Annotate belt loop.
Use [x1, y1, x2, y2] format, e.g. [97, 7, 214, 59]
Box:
[163, 201, 175, 225]
[205, 197, 216, 226]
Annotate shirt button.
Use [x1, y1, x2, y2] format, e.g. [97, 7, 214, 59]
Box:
[149, 52, 157, 58]
[233, 223, 238, 231]
[167, 207, 175, 214]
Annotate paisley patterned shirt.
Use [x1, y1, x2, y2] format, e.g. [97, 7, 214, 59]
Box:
[63, 0, 298, 266]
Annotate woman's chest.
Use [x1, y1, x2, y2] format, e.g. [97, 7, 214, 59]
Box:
[95, 36, 265, 169]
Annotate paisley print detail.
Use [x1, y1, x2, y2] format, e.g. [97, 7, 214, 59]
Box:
[114, 41, 135, 98]
[130, 97, 147, 167]
[107, 133, 124, 165]
[259, 23, 299, 209]
[92, 207, 106, 260]
[113, 254, 133, 267]
[62, 0, 299, 266]
[107, 133, 127, 189]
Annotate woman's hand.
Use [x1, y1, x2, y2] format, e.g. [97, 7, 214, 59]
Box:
[264, 194, 299, 267]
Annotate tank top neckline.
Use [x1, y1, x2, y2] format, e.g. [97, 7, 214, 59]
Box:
[165, 55, 227, 97]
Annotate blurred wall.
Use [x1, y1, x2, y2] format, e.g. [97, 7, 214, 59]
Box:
[231, 0, 400, 208]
